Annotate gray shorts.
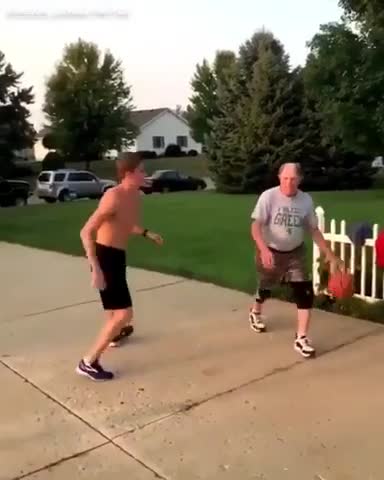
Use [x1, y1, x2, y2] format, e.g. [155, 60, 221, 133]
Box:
[255, 244, 309, 290]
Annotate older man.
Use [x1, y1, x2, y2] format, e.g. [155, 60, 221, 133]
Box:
[249, 162, 342, 357]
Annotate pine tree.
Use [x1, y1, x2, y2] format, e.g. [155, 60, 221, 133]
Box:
[0, 51, 35, 177]
[185, 60, 217, 145]
[209, 31, 309, 193]
[244, 50, 308, 191]
[185, 51, 236, 145]
[207, 57, 246, 192]
[238, 30, 287, 86]
[297, 89, 333, 190]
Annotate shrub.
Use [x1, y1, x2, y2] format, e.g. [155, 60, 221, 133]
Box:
[373, 170, 384, 189]
[138, 150, 157, 159]
[10, 164, 36, 178]
[42, 133, 59, 150]
[164, 144, 182, 157]
[42, 151, 65, 171]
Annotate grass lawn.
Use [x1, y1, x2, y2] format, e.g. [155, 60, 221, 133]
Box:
[85, 155, 210, 180]
[1, 189, 383, 296]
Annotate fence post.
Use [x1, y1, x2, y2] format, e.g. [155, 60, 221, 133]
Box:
[372, 224, 379, 300]
[313, 206, 325, 295]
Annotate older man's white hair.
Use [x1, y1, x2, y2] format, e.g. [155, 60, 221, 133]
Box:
[278, 162, 303, 177]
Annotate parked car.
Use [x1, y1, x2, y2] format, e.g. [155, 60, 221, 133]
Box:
[0, 178, 31, 207]
[36, 169, 117, 203]
[141, 169, 206, 194]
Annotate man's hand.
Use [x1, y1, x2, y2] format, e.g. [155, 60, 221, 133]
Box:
[326, 250, 345, 271]
[251, 221, 274, 269]
[311, 227, 345, 271]
[91, 266, 106, 290]
[132, 225, 164, 246]
[146, 231, 164, 246]
[260, 246, 274, 269]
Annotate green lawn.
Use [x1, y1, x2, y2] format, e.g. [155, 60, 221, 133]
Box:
[86, 155, 209, 179]
[1, 190, 383, 296]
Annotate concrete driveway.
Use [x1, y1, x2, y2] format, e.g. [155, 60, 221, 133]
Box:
[1, 242, 384, 480]
[27, 194, 44, 205]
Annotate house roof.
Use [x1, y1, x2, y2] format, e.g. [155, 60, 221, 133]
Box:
[130, 107, 190, 130]
[37, 108, 188, 137]
[37, 127, 50, 138]
[129, 108, 169, 129]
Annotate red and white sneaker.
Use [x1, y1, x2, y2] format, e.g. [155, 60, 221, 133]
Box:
[249, 309, 266, 332]
[294, 335, 316, 358]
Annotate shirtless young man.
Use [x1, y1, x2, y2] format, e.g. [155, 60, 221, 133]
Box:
[77, 152, 163, 381]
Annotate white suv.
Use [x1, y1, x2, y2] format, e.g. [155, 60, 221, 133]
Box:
[36, 169, 116, 203]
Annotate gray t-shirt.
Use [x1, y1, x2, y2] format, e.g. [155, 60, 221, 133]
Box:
[251, 186, 318, 251]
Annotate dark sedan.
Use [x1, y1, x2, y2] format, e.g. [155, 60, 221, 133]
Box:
[0, 178, 31, 207]
[141, 169, 206, 194]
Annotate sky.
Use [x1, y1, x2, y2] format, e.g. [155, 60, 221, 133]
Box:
[1, 0, 343, 130]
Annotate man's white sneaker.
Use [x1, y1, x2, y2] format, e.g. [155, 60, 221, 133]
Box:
[109, 325, 134, 347]
[249, 310, 266, 332]
[294, 335, 316, 358]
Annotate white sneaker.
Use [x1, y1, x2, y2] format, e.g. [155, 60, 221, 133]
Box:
[249, 309, 266, 332]
[109, 325, 134, 347]
[294, 335, 316, 358]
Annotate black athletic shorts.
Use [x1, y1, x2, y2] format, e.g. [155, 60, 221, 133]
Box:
[95, 243, 132, 310]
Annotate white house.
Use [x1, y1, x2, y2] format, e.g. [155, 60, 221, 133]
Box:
[372, 156, 384, 169]
[34, 127, 50, 161]
[13, 147, 35, 161]
[128, 108, 202, 155]
[32, 108, 203, 161]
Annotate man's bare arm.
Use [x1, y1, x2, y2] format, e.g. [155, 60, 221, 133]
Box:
[131, 224, 163, 245]
[310, 226, 338, 262]
[251, 220, 268, 252]
[80, 189, 117, 270]
[131, 225, 147, 236]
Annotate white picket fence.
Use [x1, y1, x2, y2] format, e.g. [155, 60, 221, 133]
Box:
[312, 206, 383, 302]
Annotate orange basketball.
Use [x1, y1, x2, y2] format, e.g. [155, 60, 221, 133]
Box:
[328, 270, 354, 299]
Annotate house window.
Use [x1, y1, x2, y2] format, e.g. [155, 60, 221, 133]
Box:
[176, 136, 188, 148]
[152, 136, 165, 149]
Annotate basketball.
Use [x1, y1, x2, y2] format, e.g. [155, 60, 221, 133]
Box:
[327, 269, 354, 299]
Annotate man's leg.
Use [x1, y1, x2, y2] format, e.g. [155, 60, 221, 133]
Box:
[109, 311, 134, 347]
[290, 281, 315, 357]
[249, 287, 270, 332]
[109, 268, 135, 347]
[297, 305, 311, 338]
[76, 308, 133, 381]
[77, 252, 133, 380]
[85, 307, 133, 363]
[249, 251, 276, 332]
[285, 246, 316, 357]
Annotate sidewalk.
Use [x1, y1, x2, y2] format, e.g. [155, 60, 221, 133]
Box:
[1, 242, 384, 480]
